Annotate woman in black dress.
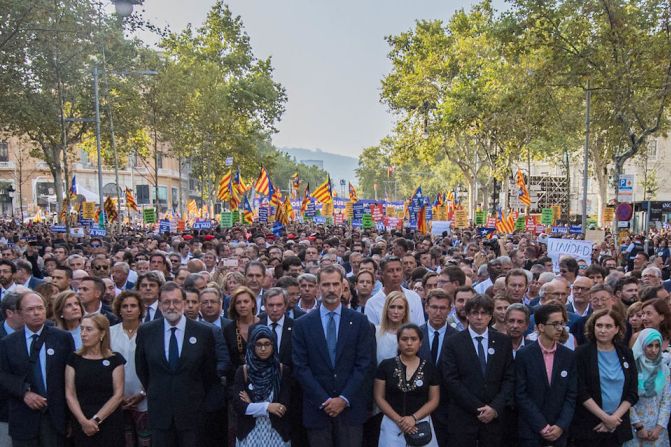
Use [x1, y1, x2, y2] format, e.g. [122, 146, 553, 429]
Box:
[65, 313, 125, 446]
[374, 323, 440, 447]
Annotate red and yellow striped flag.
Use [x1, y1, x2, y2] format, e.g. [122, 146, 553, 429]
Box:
[125, 188, 139, 212]
[312, 177, 332, 204]
[516, 169, 532, 207]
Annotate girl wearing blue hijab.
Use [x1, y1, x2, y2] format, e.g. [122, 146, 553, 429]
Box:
[626, 328, 671, 446]
[233, 325, 292, 446]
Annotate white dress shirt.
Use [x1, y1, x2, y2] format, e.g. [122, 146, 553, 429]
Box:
[24, 326, 47, 391]
[268, 315, 285, 348]
[364, 287, 426, 326]
[468, 326, 489, 363]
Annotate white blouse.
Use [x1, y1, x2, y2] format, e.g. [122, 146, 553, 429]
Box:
[109, 323, 147, 412]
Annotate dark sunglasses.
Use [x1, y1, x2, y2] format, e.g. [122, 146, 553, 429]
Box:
[94, 265, 109, 270]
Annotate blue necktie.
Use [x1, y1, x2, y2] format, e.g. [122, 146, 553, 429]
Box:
[168, 327, 179, 371]
[326, 312, 336, 367]
[431, 331, 440, 365]
[30, 334, 46, 396]
[144, 308, 152, 323]
[476, 336, 487, 375]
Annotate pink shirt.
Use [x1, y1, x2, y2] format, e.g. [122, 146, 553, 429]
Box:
[539, 341, 557, 385]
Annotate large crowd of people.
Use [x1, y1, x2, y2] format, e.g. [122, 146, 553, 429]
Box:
[1, 220, 671, 447]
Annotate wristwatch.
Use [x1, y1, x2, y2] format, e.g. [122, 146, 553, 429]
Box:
[634, 424, 644, 432]
[92, 415, 102, 425]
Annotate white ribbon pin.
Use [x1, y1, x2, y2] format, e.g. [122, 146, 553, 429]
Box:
[488, 348, 495, 355]
[560, 370, 568, 378]
[47, 348, 54, 356]
[623, 361, 629, 369]
[189, 337, 197, 344]
[415, 379, 424, 387]
[102, 360, 110, 367]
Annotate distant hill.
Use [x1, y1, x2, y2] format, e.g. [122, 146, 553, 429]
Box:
[279, 147, 359, 186]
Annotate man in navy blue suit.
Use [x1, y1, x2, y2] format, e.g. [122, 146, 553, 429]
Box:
[292, 265, 375, 447]
[0, 291, 74, 447]
[418, 289, 457, 446]
[515, 303, 577, 447]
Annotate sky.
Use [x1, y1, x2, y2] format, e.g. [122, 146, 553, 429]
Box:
[136, 0, 507, 158]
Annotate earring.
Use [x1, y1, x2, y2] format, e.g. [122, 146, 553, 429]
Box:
[60, 315, 64, 318]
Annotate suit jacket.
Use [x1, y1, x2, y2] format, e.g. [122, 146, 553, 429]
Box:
[135, 317, 218, 431]
[287, 306, 306, 320]
[0, 321, 13, 423]
[441, 329, 515, 435]
[515, 341, 577, 445]
[292, 306, 375, 429]
[26, 276, 45, 290]
[100, 303, 120, 326]
[0, 325, 75, 440]
[419, 323, 457, 429]
[251, 315, 295, 368]
[571, 341, 638, 443]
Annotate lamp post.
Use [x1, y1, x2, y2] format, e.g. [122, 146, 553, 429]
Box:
[111, 0, 143, 17]
[7, 186, 15, 220]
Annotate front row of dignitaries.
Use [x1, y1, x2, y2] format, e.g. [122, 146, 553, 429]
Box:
[0, 268, 644, 447]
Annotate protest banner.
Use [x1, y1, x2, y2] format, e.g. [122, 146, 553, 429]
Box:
[547, 237, 593, 272]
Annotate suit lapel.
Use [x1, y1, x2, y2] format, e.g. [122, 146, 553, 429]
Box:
[335, 309, 351, 364]
[281, 319, 292, 359]
[179, 320, 196, 371]
[530, 342, 551, 388]
[156, 323, 170, 370]
[462, 331, 484, 378]
[310, 311, 331, 366]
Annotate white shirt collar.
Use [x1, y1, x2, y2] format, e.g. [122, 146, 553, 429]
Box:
[270, 314, 285, 327]
[164, 314, 187, 333]
[468, 326, 489, 341]
[427, 322, 448, 335]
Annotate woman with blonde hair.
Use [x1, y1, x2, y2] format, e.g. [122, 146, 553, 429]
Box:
[52, 290, 84, 349]
[65, 314, 125, 446]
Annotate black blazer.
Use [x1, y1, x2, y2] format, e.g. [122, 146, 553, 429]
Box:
[418, 323, 457, 428]
[0, 325, 74, 440]
[223, 320, 247, 388]
[571, 341, 638, 443]
[287, 306, 306, 320]
[135, 318, 218, 431]
[250, 316, 295, 368]
[515, 341, 577, 445]
[441, 329, 515, 434]
[233, 364, 291, 442]
[100, 303, 120, 326]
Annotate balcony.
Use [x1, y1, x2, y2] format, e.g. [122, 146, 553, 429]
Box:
[0, 161, 15, 169]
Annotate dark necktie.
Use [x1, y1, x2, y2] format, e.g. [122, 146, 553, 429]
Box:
[144, 307, 152, 323]
[326, 312, 336, 367]
[431, 330, 440, 365]
[168, 327, 179, 371]
[271, 322, 279, 344]
[30, 334, 46, 396]
[475, 335, 487, 375]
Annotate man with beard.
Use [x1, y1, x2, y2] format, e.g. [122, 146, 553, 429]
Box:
[614, 276, 640, 307]
[292, 265, 375, 447]
[0, 260, 16, 300]
[135, 282, 218, 446]
[448, 286, 476, 331]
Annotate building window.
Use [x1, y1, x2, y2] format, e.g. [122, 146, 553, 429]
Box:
[136, 185, 150, 204]
[647, 139, 658, 161]
[156, 186, 168, 205]
[0, 142, 8, 162]
[156, 152, 163, 169]
[171, 187, 178, 209]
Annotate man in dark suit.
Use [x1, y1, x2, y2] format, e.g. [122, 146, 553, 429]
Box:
[111, 262, 135, 293]
[0, 292, 24, 446]
[14, 260, 44, 291]
[135, 281, 218, 447]
[292, 265, 375, 447]
[276, 275, 306, 319]
[442, 294, 515, 447]
[77, 277, 119, 325]
[0, 291, 74, 447]
[136, 272, 164, 323]
[418, 289, 457, 446]
[515, 303, 577, 447]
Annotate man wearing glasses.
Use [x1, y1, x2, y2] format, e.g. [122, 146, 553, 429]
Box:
[442, 294, 514, 447]
[515, 303, 577, 447]
[89, 257, 110, 280]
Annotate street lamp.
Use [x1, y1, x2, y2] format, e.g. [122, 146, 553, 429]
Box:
[111, 0, 142, 17]
[7, 186, 15, 220]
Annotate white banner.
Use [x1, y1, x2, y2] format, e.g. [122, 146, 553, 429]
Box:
[547, 238, 593, 272]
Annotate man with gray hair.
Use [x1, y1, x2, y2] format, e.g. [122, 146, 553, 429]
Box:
[641, 266, 663, 288]
[13, 260, 44, 291]
[111, 262, 134, 294]
[297, 273, 319, 313]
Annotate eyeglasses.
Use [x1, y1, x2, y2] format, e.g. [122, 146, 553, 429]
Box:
[543, 321, 566, 330]
[255, 342, 273, 350]
[94, 265, 109, 270]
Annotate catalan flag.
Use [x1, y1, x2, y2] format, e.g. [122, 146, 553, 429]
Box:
[495, 209, 515, 234]
[254, 167, 271, 197]
[69, 175, 78, 201]
[291, 172, 300, 198]
[446, 191, 455, 203]
[187, 199, 198, 217]
[276, 199, 289, 226]
[104, 196, 118, 222]
[284, 196, 295, 222]
[230, 170, 242, 210]
[125, 187, 139, 212]
[516, 169, 532, 207]
[243, 196, 254, 224]
[312, 177, 333, 204]
[417, 204, 428, 234]
[348, 182, 358, 202]
[301, 184, 310, 214]
[218, 170, 232, 201]
[270, 187, 282, 209]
